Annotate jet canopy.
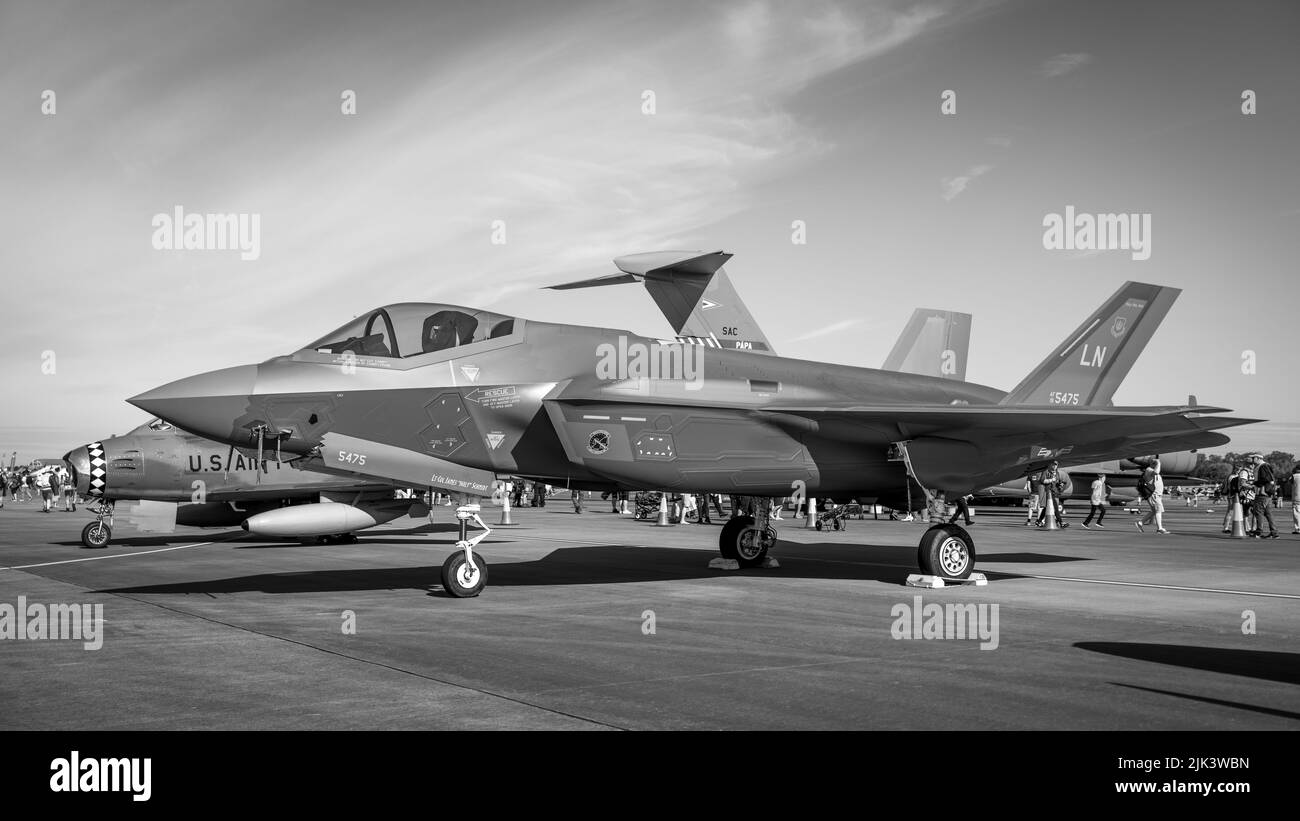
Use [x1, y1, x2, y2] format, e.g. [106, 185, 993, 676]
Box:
[304, 303, 518, 359]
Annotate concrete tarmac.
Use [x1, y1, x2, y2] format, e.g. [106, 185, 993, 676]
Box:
[1, 499, 1296, 729]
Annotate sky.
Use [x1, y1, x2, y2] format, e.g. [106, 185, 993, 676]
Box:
[1, 0, 1298, 462]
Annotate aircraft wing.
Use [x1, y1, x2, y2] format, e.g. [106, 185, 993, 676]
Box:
[756, 402, 1254, 490]
[546, 373, 1256, 493]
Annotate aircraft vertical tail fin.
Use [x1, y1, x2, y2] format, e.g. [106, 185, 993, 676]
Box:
[546, 250, 776, 354]
[1000, 281, 1180, 406]
[882, 308, 971, 380]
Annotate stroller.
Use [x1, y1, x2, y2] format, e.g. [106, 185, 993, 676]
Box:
[632, 491, 663, 520]
[815, 500, 849, 531]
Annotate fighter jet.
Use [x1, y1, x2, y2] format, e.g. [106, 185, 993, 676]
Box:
[129, 258, 1256, 595]
[63, 417, 492, 548]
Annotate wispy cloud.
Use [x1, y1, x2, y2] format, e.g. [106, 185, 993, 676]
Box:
[1041, 52, 1092, 78]
[940, 164, 993, 201]
[789, 317, 864, 343]
[0, 0, 965, 451]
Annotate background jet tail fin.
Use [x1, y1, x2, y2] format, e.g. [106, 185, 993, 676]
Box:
[547, 250, 776, 354]
[882, 308, 972, 380]
[1000, 281, 1180, 406]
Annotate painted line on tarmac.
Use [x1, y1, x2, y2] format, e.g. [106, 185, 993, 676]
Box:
[0, 540, 222, 572]
[1011, 573, 1300, 600]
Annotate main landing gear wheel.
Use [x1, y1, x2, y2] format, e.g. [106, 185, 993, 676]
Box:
[917, 523, 975, 580]
[81, 521, 111, 549]
[441, 552, 488, 598]
[718, 516, 750, 558]
[719, 516, 776, 568]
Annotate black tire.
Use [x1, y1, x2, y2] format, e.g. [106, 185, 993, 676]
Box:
[917, 523, 975, 579]
[441, 551, 488, 598]
[833, 518, 843, 531]
[719, 515, 753, 559]
[815, 520, 823, 531]
[81, 521, 111, 549]
[734, 524, 776, 568]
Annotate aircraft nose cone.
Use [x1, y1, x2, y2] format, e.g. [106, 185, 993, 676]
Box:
[62, 446, 92, 496]
[128, 364, 259, 443]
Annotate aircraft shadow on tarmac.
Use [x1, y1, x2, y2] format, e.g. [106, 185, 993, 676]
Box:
[978, 552, 1092, 564]
[1077, 642, 1300, 686]
[1110, 682, 1300, 722]
[93, 539, 1089, 597]
[50, 522, 461, 549]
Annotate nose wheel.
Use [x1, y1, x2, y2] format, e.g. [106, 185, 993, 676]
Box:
[441, 551, 488, 597]
[81, 521, 112, 549]
[439, 504, 491, 598]
[81, 501, 115, 549]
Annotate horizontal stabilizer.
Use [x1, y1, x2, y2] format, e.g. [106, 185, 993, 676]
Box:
[547, 250, 775, 354]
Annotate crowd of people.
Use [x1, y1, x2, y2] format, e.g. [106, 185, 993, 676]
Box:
[1218, 453, 1291, 538]
[0, 465, 78, 513]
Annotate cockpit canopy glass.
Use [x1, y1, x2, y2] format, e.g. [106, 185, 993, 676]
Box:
[305, 303, 517, 359]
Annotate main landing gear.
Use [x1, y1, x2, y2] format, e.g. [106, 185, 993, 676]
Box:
[718, 498, 778, 568]
[888, 439, 979, 582]
[916, 523, 976, 580]
[81, 501, 114, 549]
[440, 504, 491, 597]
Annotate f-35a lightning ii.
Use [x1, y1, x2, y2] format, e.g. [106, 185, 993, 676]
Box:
[128, 254, 1256, 596]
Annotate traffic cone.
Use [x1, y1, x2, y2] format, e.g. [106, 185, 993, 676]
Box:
[1044, 493, 1059, 530]
[805, 497, 817, 528]
[498, 490, 514, 526]
[1230, 498, 1246, 538]
[653, 493, 672, 526]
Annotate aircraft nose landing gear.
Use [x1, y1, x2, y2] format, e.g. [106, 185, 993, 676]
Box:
[440, 504, 490, 597]
[81, 501, 115, 549]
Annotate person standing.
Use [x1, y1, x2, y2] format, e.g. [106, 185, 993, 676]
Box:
[1135, 459, 1169, 534]
[1249, 454, 1279, 538]
[49, 468, 62, 509]
[695, 491, 711, 524]
[36, 469, 54, 512]
[1240, 467, 1259, 535]
[947, 492, 974, 526]
[1081, 473, 1109, 528]
[571, 488, 584, 514]
[1036, 461, 1067, 528]
[1222, 464, 1242, 533]
[1290, 463, 1300, 535]
[1024, 471, 1042, 526]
